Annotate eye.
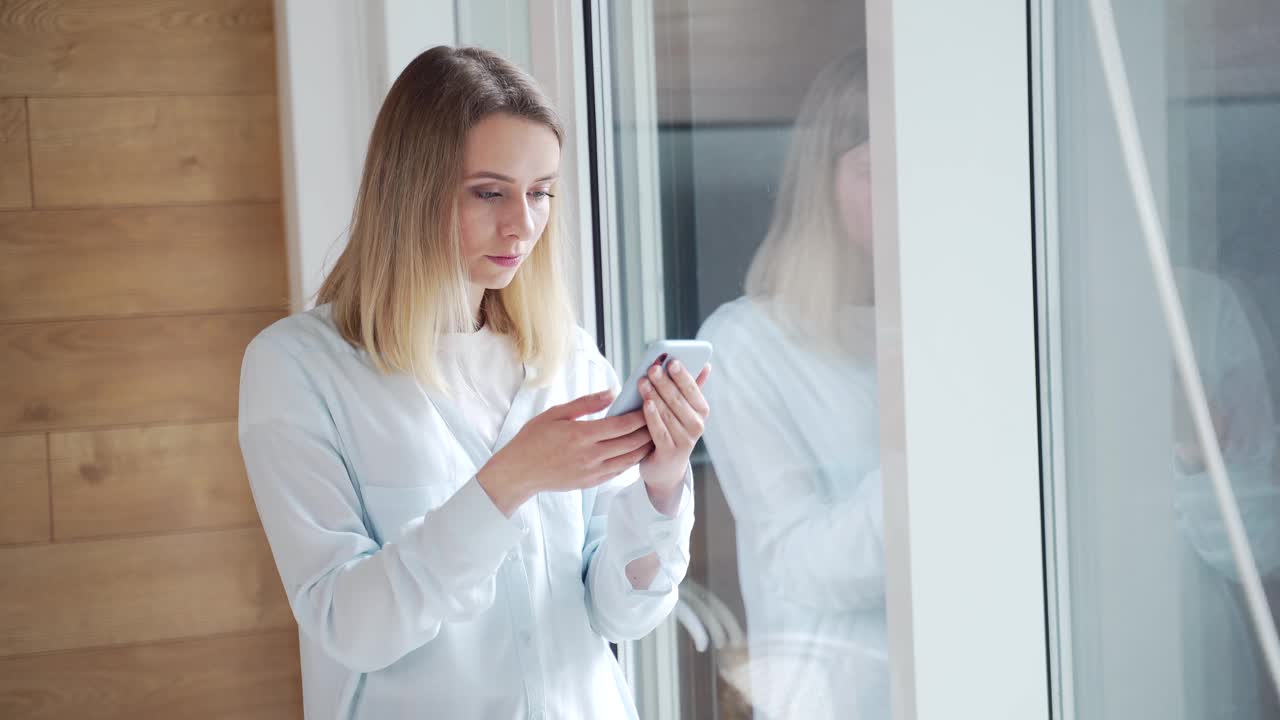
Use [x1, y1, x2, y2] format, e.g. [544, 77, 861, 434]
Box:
[474, 190, 502, 201]
[529, 190, 556, 200]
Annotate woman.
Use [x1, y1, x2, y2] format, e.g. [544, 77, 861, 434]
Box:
[239, 46, 709, 719]
[697, 52, 886, 719]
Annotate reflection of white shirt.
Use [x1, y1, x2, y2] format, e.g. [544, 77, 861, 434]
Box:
[238, 305, 695, 719]
[698, 297, 887, 720]
[1172, 268, 1280, 720]
[1173, 268, 1279, 579]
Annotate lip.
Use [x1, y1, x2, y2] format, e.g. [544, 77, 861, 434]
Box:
[486, 255, 523, 268]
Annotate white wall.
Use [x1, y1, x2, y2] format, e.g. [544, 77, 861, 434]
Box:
[273, 0, 456, 311]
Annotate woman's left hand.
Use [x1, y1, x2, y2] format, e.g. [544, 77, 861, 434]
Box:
[637, 359, 712, 514]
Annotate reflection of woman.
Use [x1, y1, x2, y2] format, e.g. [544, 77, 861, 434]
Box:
[238, 47, 709, 718]
[1171, 267, 1280, 719]
[697, 52, 886, 719]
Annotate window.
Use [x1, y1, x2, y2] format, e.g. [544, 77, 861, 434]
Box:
[595, 2, 890, 717]
[1043, 1, 1280, 717]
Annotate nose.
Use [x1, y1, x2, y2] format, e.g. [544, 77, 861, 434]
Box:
[498, 195, 536, 242]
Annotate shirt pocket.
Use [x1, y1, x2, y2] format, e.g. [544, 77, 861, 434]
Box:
[538, 490, 588, 595]
[361, 483, 451, 545]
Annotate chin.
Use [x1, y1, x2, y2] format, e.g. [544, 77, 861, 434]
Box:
[480, 273, 518, 291]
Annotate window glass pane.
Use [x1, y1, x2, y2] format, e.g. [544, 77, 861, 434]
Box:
[601, 2, 884, 718]
[1049, 1, 1280, 717]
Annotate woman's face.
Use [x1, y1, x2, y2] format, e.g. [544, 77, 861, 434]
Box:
[458, 113, 561, 291]
[835, 141, 873, 256]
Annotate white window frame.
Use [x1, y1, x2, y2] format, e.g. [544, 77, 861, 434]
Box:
[867, 1, 1051, 718]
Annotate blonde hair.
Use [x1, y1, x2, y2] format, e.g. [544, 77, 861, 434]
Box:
[745, 52, 871, 351]
[316, 46, 573, 389]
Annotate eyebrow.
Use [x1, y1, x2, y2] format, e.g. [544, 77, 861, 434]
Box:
[465, 171, 559, 183]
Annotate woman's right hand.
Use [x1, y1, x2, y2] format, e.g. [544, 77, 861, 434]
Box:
[476, 390, 654, 516]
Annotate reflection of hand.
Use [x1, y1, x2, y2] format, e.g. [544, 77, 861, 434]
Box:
[1173, 401, 1232, 474]
[1172, 367, 1256, 474]
[637, 359, 712, 514]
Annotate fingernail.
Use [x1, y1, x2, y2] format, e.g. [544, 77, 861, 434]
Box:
[640, 379, 651, 394]
[669, 359, 682, 372]
[649, 366, 661, 379]
[598, 389, 613, 399]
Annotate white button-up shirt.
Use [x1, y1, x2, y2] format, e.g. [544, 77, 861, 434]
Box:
[698, 297, 886, 719]
[238, 305, 694, 719]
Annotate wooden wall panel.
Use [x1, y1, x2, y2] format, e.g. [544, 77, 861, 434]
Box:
[0, 527, 293, 657]
[0, 0, 276, 96]
[0, 311, 282, 434]
[28, 95, 281, 207]
[0, 630, 302, 720]
[0, 434, 49, 545]
[51, 421, 255, 540]
[0, 204, 287, 321]
[2, 0, 300, 714]
[1170, 0, 1280, 99]
[655, 0, 866, 124]
[0, 97, 31, 209]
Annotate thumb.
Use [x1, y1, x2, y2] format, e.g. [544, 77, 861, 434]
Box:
[548, 389, 615, 420]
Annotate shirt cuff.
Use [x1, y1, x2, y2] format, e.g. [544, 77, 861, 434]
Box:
[608, 466, 695, 594]
[409, 476, 526, 587]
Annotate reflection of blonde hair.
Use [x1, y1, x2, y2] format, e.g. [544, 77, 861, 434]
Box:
[745, 52, 871, 348]
[316, 46, 572, 389]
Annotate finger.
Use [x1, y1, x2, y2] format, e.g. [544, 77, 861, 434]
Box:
[644, 398, 675, 450]
[654, 395, 695, 445]
[599, 442, 654, 479]
[667, 359, 710, 416]
[696, 363, 712, 388]
[548, 389, 615, 420]
[578, 408, 647, 440]
[645, 365, 703, 437]
[596, 425, 652, 461]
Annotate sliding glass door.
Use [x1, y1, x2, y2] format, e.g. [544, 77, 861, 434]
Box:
[1040, 0, 1280, 718]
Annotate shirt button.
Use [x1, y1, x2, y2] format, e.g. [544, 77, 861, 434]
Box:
[507, 550, 518, 562]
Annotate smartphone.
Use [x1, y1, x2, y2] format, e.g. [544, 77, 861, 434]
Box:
[606, 339, 714, 417]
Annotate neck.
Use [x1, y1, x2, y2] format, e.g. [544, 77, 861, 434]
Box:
[468, 284, 486, 330]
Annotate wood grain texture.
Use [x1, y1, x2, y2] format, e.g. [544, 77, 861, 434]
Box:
[0, 527, 293, 657]
[51, 421, 255, 540]
[655, 0, 866, 123]
[1169, 0, 1280, 99]
[0, 630, 302, 720]
[0, 310, 282, 434]
[0, 98, 31, 209]
[28, 95, 281, 207]
[0, 434, 49, 545]
[0, 204, 287, 321]
[0, 0, 276, 96]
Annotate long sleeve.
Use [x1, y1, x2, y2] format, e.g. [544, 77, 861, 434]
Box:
[699, 333, 885, 612]
[578, 361, 696, 641]
[238, 333, 525, 674]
